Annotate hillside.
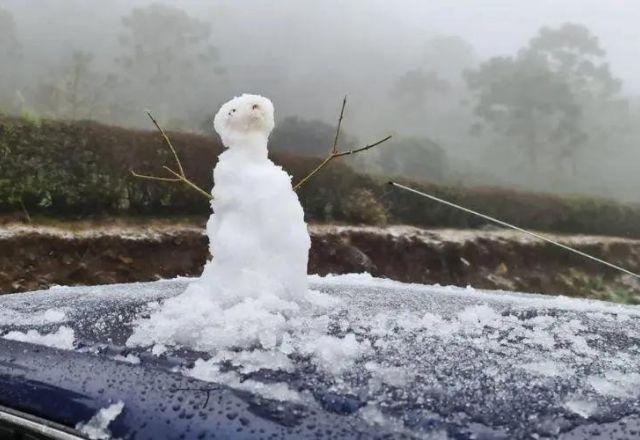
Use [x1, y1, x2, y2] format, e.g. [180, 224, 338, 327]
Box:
[1, 221, 638, 303]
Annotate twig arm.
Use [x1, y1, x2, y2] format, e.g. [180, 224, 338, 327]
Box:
[292, 135, 392, 191]
[292, 155, 336, 191]
[331, 96, 347, 154]
[131, 111, 212, 199]
[292, 95, 393, 191]
[130, 170, 181, 182]
[146, 111, 185, 177]
[334, 135, 393, 157]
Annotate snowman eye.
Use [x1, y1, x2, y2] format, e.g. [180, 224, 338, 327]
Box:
[252, 104, 259, 110]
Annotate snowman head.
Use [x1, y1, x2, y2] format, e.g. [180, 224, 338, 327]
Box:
[214, 94, 275, 148]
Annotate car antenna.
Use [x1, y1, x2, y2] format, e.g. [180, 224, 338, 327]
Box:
[388, 181, 640, 281]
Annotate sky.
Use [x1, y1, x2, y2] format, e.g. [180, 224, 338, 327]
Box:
[397, 0, 640, 93]
[4, 0, 639, 93]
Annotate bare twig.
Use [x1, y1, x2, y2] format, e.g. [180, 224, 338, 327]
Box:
[130, 170, 180, 182]
[146, 111, 185, 177]
[292, 96, 392, 191]
[331, 95, 347, 154]
[130, 111, 213, 199]
[333, 135, 393, 158]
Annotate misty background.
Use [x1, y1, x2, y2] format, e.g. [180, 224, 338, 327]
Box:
[1, 0, 639, 203]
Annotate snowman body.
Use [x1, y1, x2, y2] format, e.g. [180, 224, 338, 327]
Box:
[195, 94, 310, 303]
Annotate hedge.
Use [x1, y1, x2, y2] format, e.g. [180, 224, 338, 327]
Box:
[2, 115, 640, 239]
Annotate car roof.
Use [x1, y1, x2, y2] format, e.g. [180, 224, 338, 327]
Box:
[1, 276, 639, 439]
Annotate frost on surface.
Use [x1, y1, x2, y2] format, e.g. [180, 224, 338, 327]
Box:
[564, 395, 598, 418]
[303, 333, 371, 375]
[125, 272, 640, 436]
[111, 354, 140, 365]
[150, 344, 167, 356]
[0, 307, 66, 326]
[187, 359, 301, 402]
[520, 360, 574, 377]
[588, 371, 640, 398]
[3, 326, 75, 350]
[2, 274, 640, 438]
[75, 401, 124, 440]
[212, 349, 294, 374]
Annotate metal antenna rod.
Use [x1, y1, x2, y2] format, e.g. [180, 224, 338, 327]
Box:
[388, 181, 640, 281]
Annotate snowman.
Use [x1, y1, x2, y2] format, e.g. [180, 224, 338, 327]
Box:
[195, 93, 311, 303]
[127, 94, 317, 351]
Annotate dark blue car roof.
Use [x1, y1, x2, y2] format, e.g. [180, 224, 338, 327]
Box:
[1, 277, 639, 439]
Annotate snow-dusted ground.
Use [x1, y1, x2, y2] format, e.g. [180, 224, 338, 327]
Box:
[1, 275, 639, 438]
[3, 222, 638, 246]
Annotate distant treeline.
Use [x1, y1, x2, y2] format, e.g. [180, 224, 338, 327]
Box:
[2, 115, 640, 239]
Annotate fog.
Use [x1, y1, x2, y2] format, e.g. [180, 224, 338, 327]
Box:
[1, 0, 639, 202]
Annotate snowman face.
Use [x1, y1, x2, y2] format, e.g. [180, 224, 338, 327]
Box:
[214, 94, 275, 143]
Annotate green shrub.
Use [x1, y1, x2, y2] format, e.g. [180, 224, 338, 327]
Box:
[0, 116, 216, 216]
[341, 188, 388, 226]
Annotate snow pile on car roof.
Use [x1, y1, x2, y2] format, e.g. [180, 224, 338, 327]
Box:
[121, 273, 640, 430]
[1, 275, 638, 437]
[75, 401, 124, 440]
[0, 307, 66, 326]
[2, 325, 75, 350]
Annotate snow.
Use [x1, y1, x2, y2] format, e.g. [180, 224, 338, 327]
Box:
[312, 272, 640, 317]
[0, 307, 66, 326]
[520, 360, 574, 377]
[0, 223, 203, 241]
[365, 361, 414, 388]
[212, 349, 294, 374]
[150, 344, 167, 356]
[588, 371, 640, 398]
[124, 259, 640, 420]
[2, 326, 75, 350]
[457, 304, 501, 329]
[75, 401, 124, 440]
[111, 354, 140, 365]
[187, 359, 301, 402]
[564, 396, 598, 418]
[303, 333, 372, 375]
[204, 93, 310, 302]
